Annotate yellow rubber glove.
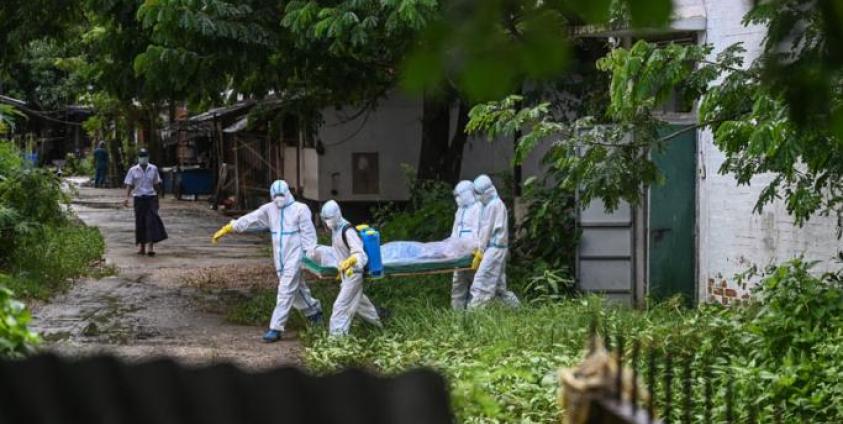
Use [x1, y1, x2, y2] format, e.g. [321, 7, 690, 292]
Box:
[212, 221, 234, 244]
[470, 249, 484, 271]
[338, 255, 358, 278]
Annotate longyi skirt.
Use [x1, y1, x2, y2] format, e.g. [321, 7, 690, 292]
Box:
[133, 195, 168, 245]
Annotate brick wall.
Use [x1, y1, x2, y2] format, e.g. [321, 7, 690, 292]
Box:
[706, 278, 751, 305]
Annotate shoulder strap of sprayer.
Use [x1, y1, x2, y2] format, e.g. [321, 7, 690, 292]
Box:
[340, 223, 354, 251]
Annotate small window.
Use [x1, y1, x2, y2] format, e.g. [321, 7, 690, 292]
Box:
[352, 153, 379, 195]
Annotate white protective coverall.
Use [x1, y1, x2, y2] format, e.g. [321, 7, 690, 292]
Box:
[321, 200, 381, 336]
[232, 182, 322, 331]
[468, 175, 521, 309]
[450, 180, 482, 310]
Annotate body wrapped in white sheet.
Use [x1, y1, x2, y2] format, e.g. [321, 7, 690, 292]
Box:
[309, 237, 478, 269]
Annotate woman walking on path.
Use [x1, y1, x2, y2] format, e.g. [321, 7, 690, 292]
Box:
[123, 148, 168, 256]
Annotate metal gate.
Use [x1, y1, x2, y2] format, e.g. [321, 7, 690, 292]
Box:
[577, 199, 636, 304]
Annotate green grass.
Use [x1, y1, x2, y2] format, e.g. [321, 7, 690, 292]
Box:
[301, 295, 647, 423]
[224, 273, 453, 328]
[294, 260, 843, 423]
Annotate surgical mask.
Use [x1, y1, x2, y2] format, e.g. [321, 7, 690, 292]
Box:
[481, 192, 497, 205]
[138, 157, 149, 166]
[455, 189, 475, 208]
[323, 217, 337, 230]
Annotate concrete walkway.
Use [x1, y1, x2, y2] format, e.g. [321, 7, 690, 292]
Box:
[30, 183, 301, 369]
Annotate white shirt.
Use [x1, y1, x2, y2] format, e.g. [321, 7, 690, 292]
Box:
[123, 164, 161, 197]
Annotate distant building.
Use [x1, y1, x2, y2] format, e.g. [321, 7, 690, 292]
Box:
[572, 0, 842, 306]
[0, 94, 92, 166]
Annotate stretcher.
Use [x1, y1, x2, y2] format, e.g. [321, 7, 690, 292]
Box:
[302, 255, 473, 280]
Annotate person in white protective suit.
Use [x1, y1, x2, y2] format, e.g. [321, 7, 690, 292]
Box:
[450, 180, 482, 310]
[211, 180, 323, 343]
[320, 200, 382, 336]
[468, 174, 521, 309]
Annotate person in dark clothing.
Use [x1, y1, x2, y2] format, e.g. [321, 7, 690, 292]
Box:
[93, 141, 109, 188]
[123, 148, 167, 256]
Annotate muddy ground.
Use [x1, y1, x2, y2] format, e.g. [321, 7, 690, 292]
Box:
[30, 182, 300, 369]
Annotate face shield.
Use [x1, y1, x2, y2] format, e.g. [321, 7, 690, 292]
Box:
[323, 217, 338, 230]
[320, 200, 343, 231]
[453, 180, 476, 208]
[270, 180, 293, 208]
[473, 175, 496, 205]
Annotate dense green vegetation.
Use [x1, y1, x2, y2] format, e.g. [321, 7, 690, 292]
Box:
[0, 141, 106, 356]
[297, 259, 843, 423]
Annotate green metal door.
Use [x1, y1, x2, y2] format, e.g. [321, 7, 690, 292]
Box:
[649, 126, 696, 305]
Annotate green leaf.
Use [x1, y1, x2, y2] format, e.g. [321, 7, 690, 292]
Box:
[628, 0, 672, 28]
[400, 48, 444, 94]
[566, 0, 613, 24]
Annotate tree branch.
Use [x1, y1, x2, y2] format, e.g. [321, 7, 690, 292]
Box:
[699, 60, 758, 77]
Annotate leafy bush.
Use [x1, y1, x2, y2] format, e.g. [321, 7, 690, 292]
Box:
[0, 143, 102, 296]
[513, 178, 578, 271]
[6, 225, 105, 299]
[63, 152, 94, 176]
[0, 167, 68, 225]
[728, 259, 843, 421]
[0, 167, 69, 264]
[373, 165, 455, 242]
[0, 140, 24, 176]
[0, 284, 40, 357]
[0, 141, 106, 359]
[520, 265, 576, 304]
[507, 175, 578, 301]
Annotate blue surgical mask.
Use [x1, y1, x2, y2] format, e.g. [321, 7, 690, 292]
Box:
[138, 157, 149, 166]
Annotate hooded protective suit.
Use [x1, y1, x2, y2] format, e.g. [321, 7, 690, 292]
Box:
[321, 200, 381, 336]
[468, 175, 521, 309]
[450, 180, 481, 310]
[231, 180, 322, 332]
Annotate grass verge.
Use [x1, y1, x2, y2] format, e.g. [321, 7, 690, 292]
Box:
[3, 223, 108, 300]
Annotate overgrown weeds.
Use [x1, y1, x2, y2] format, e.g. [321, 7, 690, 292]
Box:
[0, 141, 107, 356]
[5, 225, 105, 299]
[300, 259, 843, 423]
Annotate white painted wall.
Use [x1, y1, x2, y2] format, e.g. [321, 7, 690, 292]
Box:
[302, 147, 319, 200]
[695, 0, 843, 300]
[459, 136, 513, 181]
[316, 92, 423, 201]
[314, 90, 550, 202]
[458, 135, 554, 185]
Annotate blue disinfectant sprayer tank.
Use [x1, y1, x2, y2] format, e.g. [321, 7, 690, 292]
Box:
[356, 225, 384, 279]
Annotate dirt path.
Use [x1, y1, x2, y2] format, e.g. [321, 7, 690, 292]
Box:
[30, 183, 301, 369]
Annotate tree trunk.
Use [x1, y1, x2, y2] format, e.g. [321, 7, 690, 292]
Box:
[445, 100, 469, 183]
[108, 117, 125, 186]
[146, 105, 163, 165]
[417, 93, 468, 185]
